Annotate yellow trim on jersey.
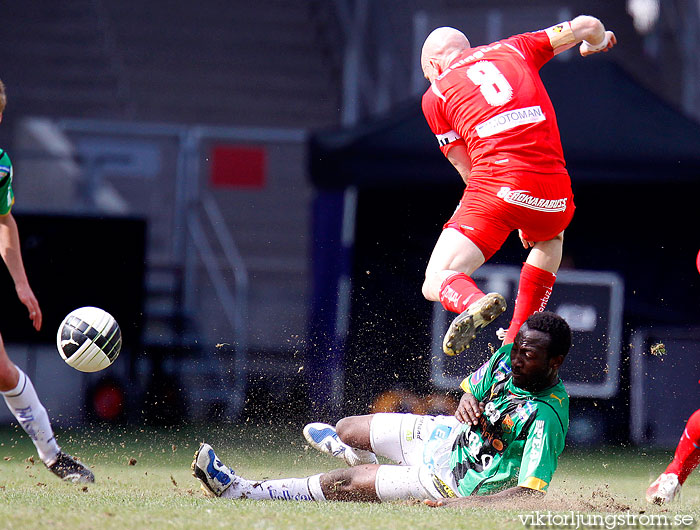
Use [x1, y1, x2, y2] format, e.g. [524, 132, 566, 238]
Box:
[460, 377, 471, 393]
[520, 476, 548, 491]
[545, 21, 575, 50]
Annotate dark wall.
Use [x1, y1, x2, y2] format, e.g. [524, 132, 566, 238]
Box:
[344, 178, 700, 412]
[0, 213, 146, 347]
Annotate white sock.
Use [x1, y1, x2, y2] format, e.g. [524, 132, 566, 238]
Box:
[1, 367, 60, 465]
[222, 473, 326, 501]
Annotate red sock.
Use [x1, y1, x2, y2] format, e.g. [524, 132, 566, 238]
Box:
[503, 263, 556, 344]
[438, 273, 485, 314]
[666, 409, 700, 484]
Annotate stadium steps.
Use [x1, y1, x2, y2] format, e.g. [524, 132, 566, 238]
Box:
[142, 261, 200, 352]
[0, 0, 124, 134]
[101, 0, 340, 127]
[2, 1, 336, 384]
[0, 0, 341, 131]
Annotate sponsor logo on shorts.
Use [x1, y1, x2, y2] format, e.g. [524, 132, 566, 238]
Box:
[414, 417, 425, 441]
[431, 474, 458, 498]
[475, 106, 545, 138]
[496, 187, 567, 213]
[405, 428, 414, 442]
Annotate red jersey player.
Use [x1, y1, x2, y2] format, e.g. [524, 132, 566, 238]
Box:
[646, 408, 700, 504]
[420, 16, 616, 355]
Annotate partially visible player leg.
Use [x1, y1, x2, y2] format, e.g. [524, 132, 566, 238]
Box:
[0, 334, 93, 483]
[422, 228, 505, 355]
[305, 413, 438, 468]
[192, 442, 381, 501]
[666, 409, 700, 483]
[192, 442, 438, 502]
[647, 409, 700, 504]
[303, 419, 378, 466]
[422, 228, 485, 305]
[502, 232, 562, 345]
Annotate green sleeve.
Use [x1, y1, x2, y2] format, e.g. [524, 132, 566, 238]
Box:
[459, 345, 512, 402]
[517, 411, 565, 492]
[0, 151, 15, 215]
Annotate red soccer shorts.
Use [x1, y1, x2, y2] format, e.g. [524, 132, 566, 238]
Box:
[444, 170, 575, 261]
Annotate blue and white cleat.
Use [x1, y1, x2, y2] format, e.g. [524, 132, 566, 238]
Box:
[192, 443, 236, 497]
[303, 423, 377, 466]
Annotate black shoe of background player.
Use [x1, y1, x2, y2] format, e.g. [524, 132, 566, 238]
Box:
[47, 452, 95, 483]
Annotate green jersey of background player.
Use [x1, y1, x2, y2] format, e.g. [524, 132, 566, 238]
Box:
[450, 336, 568, 496]
[0, 147, 14, 214]
[0, 79, 94, 483]
[192, 311, 571, 507]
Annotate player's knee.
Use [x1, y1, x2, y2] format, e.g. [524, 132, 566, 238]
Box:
[0, 360, 19, 392]
[421, 275, 440, 301]
[336, 416, 358, 444]
[421, 279, 432, 301]
[336, 415, 370, 447]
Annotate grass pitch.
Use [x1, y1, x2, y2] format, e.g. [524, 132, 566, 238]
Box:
[0, 423, 698, 529]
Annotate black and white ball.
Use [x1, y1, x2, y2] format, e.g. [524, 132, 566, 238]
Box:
[57, 307, 122, 372]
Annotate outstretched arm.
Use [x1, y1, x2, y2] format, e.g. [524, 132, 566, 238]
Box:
[550, 15, 617, 56]
[0, 213, 42, 330]
[424, 486, 544, 508]
[425, 486, 544, 507]
[571, 15, 616, 56]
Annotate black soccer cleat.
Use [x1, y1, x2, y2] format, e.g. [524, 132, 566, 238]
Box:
[443, 292, 506, 355]
[47, 452, 95, 483]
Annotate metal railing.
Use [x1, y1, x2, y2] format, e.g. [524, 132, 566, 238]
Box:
[47, 118, 306, 420]
[186, 195, 248, 421]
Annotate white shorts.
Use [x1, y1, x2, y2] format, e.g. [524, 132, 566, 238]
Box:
[370, 413, 462, 500]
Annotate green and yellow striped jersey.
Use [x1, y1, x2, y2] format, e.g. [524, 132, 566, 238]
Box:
[452, 344, 569, 495]
[0, 149, 15, 215]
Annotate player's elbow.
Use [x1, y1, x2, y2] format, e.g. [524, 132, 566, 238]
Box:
[571, 15, 604, 42]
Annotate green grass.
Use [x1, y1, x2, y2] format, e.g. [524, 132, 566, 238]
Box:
[0, 424, 698, 529]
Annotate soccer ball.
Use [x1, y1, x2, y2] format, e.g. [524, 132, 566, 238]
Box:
[57, 307, 122, 372]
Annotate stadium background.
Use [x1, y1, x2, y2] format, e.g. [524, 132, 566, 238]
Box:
[0, 0, 698, 449]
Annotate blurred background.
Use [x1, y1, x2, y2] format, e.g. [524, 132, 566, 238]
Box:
[0, 0, 698, 448]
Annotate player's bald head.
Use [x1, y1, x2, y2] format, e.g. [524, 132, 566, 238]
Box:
[421, 27, 470, 82]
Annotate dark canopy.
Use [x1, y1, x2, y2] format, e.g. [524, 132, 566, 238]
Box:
[310, 60, 700, 187]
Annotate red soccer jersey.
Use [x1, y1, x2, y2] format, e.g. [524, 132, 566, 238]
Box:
[422, 29, 568, 176]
